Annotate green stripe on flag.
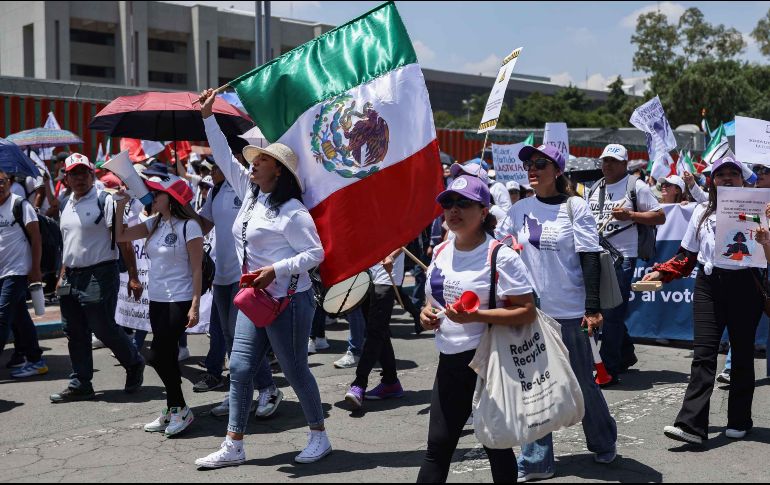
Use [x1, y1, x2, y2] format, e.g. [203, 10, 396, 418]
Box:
[231, 1, 417, 142]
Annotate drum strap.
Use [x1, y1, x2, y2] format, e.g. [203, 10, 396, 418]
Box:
[333, 272, 363, 315]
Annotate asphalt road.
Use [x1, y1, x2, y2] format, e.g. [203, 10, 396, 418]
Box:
[1, 311, 769, 483]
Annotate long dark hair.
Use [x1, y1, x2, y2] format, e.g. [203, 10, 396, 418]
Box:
[697, 176, 718, 237]
[556, 173, 576, 197]
[483, 211, 498, 237]
[250, 163, 303, 212]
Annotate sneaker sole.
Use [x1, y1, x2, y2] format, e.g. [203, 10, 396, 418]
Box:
[195, 458, 246, 469]
[663, 427, 702, 445]
[193, 382, 224, 393]
[295, 446, 332, 464]
[255, 392, 283, 419]
[50, 393, 96, 403]
[364, 392, 404, 401]
[716, 376, 731, 384]
[144, 425, 169, 433]
[165, 416, 194, 437]
[344, 394, 363, 409]
[518, 472, 555, 483]
[333, 362, 358, 369]
[11, 368, 49, 378]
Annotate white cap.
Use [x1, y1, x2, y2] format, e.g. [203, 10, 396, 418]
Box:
[64, 153, 94, 173]
[506, 180, 520, 191]
[520, 183, 533, 191]
[487, 169, 496, 180]
[600, 144, 628, 162]
[662, 174, 685, 193]
[450, 162, 489, 184]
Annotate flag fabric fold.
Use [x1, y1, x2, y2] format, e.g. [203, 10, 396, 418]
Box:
[230, 1, 443, 285]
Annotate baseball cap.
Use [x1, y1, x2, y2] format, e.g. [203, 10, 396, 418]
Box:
[64, 153, 95, 172]
[144, 175, 193, 206]
[449, 161, 490, 184]
[711, 155, 742, 175]
[600, 144, 628, 162]
[518, 144, 566, 172]
[142, 160, 170, 179]
[506, 180, 521, 191]
[201, 160, 215, 171]
[199, 175, 215, 188]
[662, 175, 685, 193]
[436, 174, 491, 207]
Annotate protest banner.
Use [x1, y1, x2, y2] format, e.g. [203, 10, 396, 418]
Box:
[478, 47, 523, 134]
[491, 142, 527, 184]
[627, 202, 769, 343]
[735, 115, 770, 167]
[715, 186, 770, 270]
[543, 122, 569, 161]
[630, 95, 677, 165]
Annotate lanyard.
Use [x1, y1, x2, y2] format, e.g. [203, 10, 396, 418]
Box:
[241, 193, 259, 274]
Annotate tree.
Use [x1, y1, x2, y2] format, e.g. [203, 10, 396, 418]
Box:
[751, 9, 770, 57]
[606, 76, 627, 114]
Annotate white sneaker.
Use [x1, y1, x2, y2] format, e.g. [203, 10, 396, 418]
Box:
[314, 337, 330, 351]
[178, 346, 191, 362]
[91, 335, 105, 350]
[144, 408, 171, 432]
[210, 397, 256, 417]
[334, 351, 360, 369]
[295, 430, 332, 463]
[165, 406, 194, 436]
[308, 338, 316, 355]
[255, 388, 283, 418]
[726, 428, 747, 439]
[663, 425, 703, 445]
[195, 439, 246, 469]
[517, 471, 555, 483]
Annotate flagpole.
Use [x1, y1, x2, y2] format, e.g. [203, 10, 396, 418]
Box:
[401, 246, 428, 271]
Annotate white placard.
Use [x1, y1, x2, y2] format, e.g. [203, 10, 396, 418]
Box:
[491, 143, 527, 184]
[478, 47, 524, 134]
[735, 115, 770, 167]
[629, 95, 677, 161]
[543, 122, 569, 160]
[715, 186, 770, 269]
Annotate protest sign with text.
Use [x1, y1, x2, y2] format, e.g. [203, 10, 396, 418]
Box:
[543, 122, 569, 161]
[478, 47, 523, 134]
[491, 143, 527, 184]
[735, 115, 770, 167]
[715, 186, 770, 269]
[630, 95, 677, 162]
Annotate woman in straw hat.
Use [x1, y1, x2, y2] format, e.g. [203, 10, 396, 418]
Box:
[194, 89, 330, 468]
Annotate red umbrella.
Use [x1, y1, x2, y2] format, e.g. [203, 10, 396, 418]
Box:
[89, 92, 253, 142]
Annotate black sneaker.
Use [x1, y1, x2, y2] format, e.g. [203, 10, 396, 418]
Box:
[124, 360, 145, 394]
[50, 386, 96, 403]
[193, 373, 224, 393]
[5, 352, 26, 369]
[620, 354, 638, 373]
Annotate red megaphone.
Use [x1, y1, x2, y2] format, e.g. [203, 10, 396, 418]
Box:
[451, 291, 480, 313]
[589, 337, 613, 385]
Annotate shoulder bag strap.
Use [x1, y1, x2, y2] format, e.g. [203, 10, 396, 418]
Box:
[488, 242, 504, 310]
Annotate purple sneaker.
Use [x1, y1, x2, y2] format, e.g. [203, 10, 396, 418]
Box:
[345, 385, 365, 409]
[365, 381, 404, 400]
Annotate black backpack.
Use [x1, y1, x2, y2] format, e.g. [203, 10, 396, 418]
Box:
[13, 198, 63, 276]
[183, 220, 216, 295]
[589, 175, 657, 261]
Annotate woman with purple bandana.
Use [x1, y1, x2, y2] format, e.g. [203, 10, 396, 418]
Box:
[417, 167, 537, 483]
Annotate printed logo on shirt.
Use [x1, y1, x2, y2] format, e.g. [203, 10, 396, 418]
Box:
[589, 189, 631, 236]
[265, 207, 279, 220]
[164, 233, 178, 247]
[234, 196, 242, 208]
[523, 214, 560, 252]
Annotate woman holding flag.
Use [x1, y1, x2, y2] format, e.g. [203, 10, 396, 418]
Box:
[643, 156, 765, 445]
[194, 89, 330, 468]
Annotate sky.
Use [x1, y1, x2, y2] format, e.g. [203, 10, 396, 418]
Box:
[166, 1, 770, 91]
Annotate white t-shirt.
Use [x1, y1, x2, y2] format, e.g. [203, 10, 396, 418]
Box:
[25, 175, 49, 212]
[681, 202, 719, 274]
[370, 252, 405, 286]
[144, 216, 203, 302]
[0, 194, 38, 278]
[489, 181, 512, 213]
[11, 182, 26, 198]
[426, 235, 533, 355]
[60, 187, 118, 268]
[199, 181, 243, 285]
[587, 176, 661, 258]
[500, 196, 601, 320]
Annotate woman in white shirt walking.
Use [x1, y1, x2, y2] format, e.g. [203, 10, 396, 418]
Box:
[114, 174, 204, 437]
[498, 144, 617, 481]
[194, 88, 328, 468]
[417, 172, 537, 483]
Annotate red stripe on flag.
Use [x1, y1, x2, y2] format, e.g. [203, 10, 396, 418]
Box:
[312, 139, 444, 287]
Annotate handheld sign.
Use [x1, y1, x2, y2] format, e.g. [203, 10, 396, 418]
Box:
[478, 47, 523, 134]
[735, 115, 770, 167]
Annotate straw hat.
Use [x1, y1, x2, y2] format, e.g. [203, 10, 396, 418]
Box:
[242, 143, 303, 192]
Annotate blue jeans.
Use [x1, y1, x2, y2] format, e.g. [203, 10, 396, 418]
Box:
[518, 318, 617, 475]
[227, 289, 323, 433]
[599, 257, 637, 376]
[346, 307, 365, 355]
[60, 262, 143, 390]
[205, 283, 242, 377]
[0, 275, 43, 362]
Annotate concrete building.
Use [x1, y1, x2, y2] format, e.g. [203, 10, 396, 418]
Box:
[0, 1, 334, 91]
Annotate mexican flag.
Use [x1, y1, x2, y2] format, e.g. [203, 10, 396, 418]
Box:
[676, 150, 697, 176]
[230, 1, 443, 285]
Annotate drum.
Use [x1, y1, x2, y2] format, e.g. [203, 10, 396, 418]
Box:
[321, 271, 373, 318]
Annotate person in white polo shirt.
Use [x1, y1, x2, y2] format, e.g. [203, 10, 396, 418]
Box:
[49, 153, 145, 403]
[586, 144, 665, 384]
[115, 175, 203, 437]
[0, 169, 47, 378]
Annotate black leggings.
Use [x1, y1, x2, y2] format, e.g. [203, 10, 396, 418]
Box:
[417, 350, 517, 483]
[148, 300, 191, 409]
[675, 268, 763, 438]
[353, 284, 397, 389]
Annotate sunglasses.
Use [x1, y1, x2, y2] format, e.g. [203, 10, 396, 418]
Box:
[754, 167, 770, 176]
[523, 157, 554, 171]
[439, 197, 477, 210]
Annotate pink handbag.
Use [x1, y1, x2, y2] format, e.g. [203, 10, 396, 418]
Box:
[234, 274, 299, 328]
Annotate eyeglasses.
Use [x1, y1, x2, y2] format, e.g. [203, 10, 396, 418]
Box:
[0, 178, 7, 186]
[523, 158, 553, 171]
[439, 197, 476, 210]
